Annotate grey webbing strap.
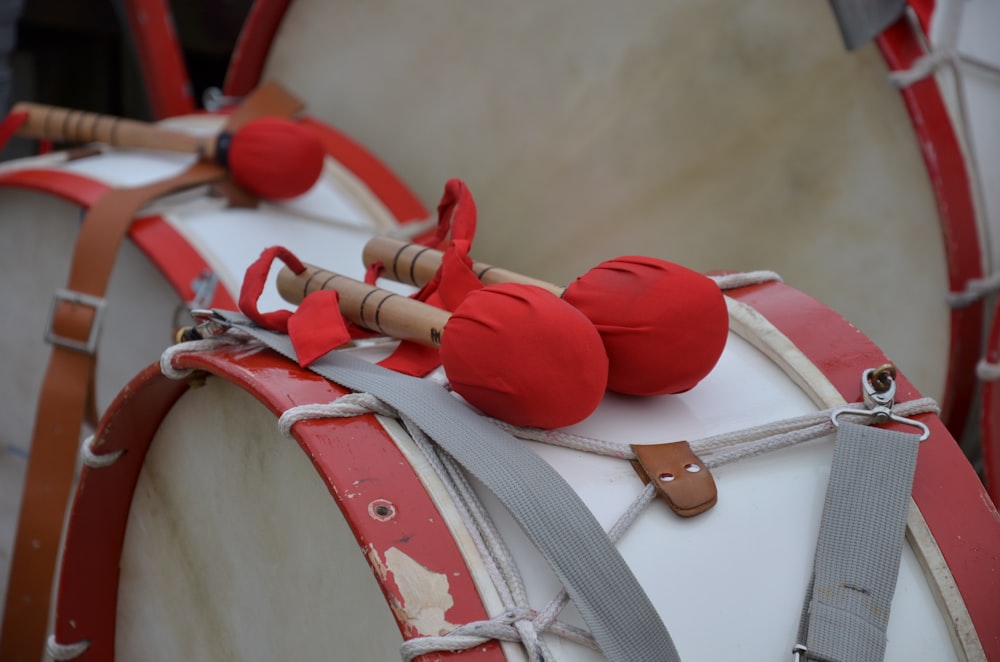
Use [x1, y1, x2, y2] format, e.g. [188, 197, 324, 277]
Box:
[796, 421, 920, 662]
[217, 311, 679, 662]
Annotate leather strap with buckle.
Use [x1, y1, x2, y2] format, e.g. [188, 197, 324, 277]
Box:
[0, 81, 304, 662]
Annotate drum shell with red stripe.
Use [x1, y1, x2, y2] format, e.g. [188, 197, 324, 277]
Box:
[49, 277, 1000, 660]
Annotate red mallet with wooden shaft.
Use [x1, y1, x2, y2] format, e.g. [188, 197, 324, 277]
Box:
[9, 102, 325, 199]
[363, 237, 729, 396]
[277, 262, 609, 429]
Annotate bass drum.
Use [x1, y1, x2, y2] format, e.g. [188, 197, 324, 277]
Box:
[49, 277, 999, 660]
[0, 114, 425, 622]
[218, 0, 998, 439]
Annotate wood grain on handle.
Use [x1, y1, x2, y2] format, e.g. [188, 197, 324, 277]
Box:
[11, 102, 206, 155]
[277, 263, 450, 347]
[362, 236, 564, 296]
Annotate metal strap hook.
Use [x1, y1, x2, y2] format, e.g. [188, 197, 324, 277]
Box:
[831, 364, 931, 441]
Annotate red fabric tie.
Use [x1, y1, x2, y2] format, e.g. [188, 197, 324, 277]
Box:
[239, 246, 351, 366]
[378, 178, 483, 377]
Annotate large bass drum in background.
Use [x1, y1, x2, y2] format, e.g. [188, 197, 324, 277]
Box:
[0, 114, 425, 620]
[49, 277, 999, 660]
[218, 0, 1000, 440]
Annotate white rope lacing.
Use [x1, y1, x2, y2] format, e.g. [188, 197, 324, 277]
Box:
[277, 384, 939, 660]
[45, 635, 89, 660]
[710, 270, 782, 290]
[888, 3, 1000, 307]
[159, 331, 252, 380]
[79, 433, 124, 469]
[976, 358, 1000, 381]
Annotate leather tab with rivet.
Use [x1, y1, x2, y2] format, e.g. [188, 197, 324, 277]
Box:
[631, 441, 718, 517]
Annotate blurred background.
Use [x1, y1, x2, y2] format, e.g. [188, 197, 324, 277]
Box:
[0, 0, 252, 161]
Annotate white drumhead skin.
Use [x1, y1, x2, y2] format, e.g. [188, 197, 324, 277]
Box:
[455, 331, 955, 660]
[116, 379, 403, 660]
[262, 0, 951, 400]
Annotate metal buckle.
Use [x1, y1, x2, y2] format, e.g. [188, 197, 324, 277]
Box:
[45, 288, 106, 355]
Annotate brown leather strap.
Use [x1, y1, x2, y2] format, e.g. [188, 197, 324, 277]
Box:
[0, 164, 226, 662]
[0, 80, 304, 662]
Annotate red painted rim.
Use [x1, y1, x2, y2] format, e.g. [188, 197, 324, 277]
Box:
[53, 352, 505, 661]
[0, 168, 111, 208]
[120, 0, 196, 118]
[876, 14, 983, 443]
[50, 278, 1000, 659]
[0, 167, 234, 310]
[223, 0, 294, 98]
[981, 302, 1000, 502]
[299, 117, 427, 224]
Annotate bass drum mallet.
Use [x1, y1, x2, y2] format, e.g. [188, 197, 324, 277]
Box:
[363, 236, 729, 396]
[277, 262, 609, 429]
[9, 101, 325, 199]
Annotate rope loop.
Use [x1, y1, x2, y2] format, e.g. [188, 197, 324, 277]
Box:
[278, 393, 397, 438]
[977, 359, 1000, 382]
[946, 272, 1000, 307]
[400, 608, 536, 661]
[711, 270, 783, 290]
[45, 635, 90, 660]
[80, 433, 124, 468]
[159, 333, 248, 380]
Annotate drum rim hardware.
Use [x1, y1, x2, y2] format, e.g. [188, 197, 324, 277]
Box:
[831, 365, 930, 441]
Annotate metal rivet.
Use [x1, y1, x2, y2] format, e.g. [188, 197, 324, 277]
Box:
[369, 499, 396, 522]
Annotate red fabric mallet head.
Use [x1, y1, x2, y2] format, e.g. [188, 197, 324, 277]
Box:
[217, 117, 326, 199]
[362, 238, 729, 396]
[276, 261, 609, 429]
[8, 101, 325, 199]
[441, 283, 608, 428]
[562, 256, 728, 396]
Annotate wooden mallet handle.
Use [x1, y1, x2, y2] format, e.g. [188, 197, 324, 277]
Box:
[11, 101, 208, 156]
[277, 263, 450, 347]
[362, 236, 564, 296]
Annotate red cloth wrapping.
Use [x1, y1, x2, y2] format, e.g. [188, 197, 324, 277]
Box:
[563, 256, 728, 396]
[379, 179, 481, 377]
[228, 117, 325, 199]
[239, 246, 350, 366]
[441, 283, 608, 429]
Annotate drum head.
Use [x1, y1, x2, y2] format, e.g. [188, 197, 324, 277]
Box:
[256, 0, 952, 402]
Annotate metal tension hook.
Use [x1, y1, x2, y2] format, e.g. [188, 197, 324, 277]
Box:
[831, 364, 931, 441]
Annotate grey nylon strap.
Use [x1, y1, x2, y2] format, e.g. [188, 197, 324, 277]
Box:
[217, 311, 679, 662]
[797, 421, 920, 662]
